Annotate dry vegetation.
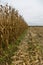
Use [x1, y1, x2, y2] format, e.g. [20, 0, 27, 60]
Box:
[12, 27, 43, 65]
[0, 4, 43, 65]
[0, 4, 28, 65]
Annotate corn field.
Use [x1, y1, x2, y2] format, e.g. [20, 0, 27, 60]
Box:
[0, 4, 28, 65]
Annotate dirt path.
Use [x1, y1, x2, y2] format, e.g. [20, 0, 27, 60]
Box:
[12, 28, 43, 65]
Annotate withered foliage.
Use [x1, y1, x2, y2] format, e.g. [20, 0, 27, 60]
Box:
[0, 4, 28, 55]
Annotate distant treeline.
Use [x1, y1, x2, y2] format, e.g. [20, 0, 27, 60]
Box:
[0, 4, 28, 55]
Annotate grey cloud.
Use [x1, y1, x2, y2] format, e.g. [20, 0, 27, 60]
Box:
[0, 0, 43, 26]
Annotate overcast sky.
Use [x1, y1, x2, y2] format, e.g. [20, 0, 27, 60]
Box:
[0, 0, 43, 26]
